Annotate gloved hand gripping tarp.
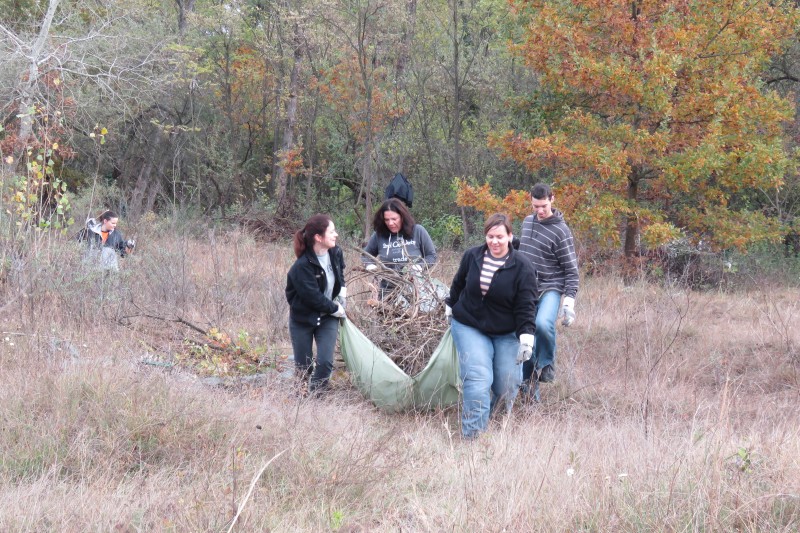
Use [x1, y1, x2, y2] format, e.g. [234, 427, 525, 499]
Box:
[338, 319, 460, 412]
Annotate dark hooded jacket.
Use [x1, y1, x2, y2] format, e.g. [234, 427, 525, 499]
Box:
[285, 246, 346, 327]
[384, 172, 413, 208]
[446, 244, 537, 338]
[76, 218, 129, 257]
[518, 209, 579, 299]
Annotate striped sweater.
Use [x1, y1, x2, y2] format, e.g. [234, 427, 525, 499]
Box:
[518, 209, 579, 299]
[479, 251, 507, 295]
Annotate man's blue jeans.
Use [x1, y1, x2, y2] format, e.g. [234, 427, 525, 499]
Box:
[522, 290, 560, 382]
[451, 319, 521, 438]
[289, 316, 339, 391]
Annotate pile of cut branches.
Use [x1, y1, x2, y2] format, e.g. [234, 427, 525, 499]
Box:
[344, 258, 449, 376]
[234, 214, 297, 243]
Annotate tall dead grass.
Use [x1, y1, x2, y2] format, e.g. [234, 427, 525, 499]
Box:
[1, 218, 798, 532]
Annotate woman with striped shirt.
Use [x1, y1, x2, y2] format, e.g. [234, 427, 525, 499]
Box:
[445, 213, 538, 439]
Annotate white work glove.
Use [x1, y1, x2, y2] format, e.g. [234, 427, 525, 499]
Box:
[126, 239, 136, 249]
[365, 263, 378, 272]
[517, 333, 534, 364]
[410, 263, 423, 273]
[559, 296, 576, 327]
[335, 286, 347, 309]
[332, 303, 346, 318]
[445, 304, 452, 323]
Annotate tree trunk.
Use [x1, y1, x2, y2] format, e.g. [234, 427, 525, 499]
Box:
[362, 111, 374, 240]
[395, 0, 416, 86]
[2, 0, 60, 177]
[174, 0, 196, 37]
[306, 95, 321, 205]
[391, 0, 416, 152]
[451, 0, 467, 239]
[357, 9, 375, 240]
[128, 125, 163, 218]
[451, 0, 462, 178]
[624, 174, 639, 258]
[144, 168, 164, 214]
[359, 76, 375, 236]
[271, 35, 285, 200]
[275, 21, 304, 213]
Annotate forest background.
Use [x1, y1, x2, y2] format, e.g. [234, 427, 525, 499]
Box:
[3, 0, 800, 272]
[2, 1, 800, 531]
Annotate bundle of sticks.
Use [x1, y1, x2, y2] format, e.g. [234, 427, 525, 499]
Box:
[344, 256, 449, 376]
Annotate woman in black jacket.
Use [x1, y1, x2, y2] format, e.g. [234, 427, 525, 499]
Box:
[446, 213, 538, 439]
[285, 214, 347, 393]
[76, 210, 135, 271]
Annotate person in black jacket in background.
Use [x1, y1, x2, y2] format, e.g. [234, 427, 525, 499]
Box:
[285, 214, 347, 393]
[446, 213, 538, 439]
[385, 172, 413, 208]
[76, 210, 135, 271]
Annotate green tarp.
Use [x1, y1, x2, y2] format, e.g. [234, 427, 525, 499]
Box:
[338, 319, 460, 412]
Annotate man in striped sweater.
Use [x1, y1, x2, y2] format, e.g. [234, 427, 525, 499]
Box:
[518, 183, 580, 386]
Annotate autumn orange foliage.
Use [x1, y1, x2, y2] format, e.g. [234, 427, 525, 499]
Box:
[460, 0, 800, 256]
[311, 55, 406, 144]
[277, 144, 306, 178]
[227, 45, 274, 134]
[454, 180, 530, 223]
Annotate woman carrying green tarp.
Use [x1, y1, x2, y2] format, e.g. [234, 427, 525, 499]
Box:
[445, 213, 538, 439]
[361, 198, 438, 301]
[285, 214, 347, 394]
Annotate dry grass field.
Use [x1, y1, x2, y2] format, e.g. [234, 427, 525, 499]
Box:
[1, 219, 798, 532]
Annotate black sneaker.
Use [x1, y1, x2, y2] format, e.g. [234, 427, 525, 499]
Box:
[539, 365, 555, 383]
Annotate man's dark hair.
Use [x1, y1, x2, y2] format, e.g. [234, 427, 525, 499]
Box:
[531, 183, 553, 200]
[373, 198, 416, 238]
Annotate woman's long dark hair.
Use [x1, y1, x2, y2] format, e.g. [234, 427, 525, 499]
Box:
[372, 198, 415, 238]
[293, 214, 333, 258]
[98, 210, 118, 222]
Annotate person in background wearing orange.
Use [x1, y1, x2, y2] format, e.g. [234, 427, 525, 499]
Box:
[77, 210, 135, 271]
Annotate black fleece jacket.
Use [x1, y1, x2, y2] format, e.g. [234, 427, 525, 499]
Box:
[285, 246, 346, 326]
[77, 226, 129, 257]
[446, 245, 537, 338]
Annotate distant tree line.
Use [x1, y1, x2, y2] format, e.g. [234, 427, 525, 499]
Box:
[2, 0, 800, 260]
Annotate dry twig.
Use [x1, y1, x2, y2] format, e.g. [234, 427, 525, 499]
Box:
[345, 256, 449, 376]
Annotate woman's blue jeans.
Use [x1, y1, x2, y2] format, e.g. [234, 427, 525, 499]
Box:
[451, 319, 521, 438]
[522, 289, 560, 381]
[289, 316, 339, 391]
